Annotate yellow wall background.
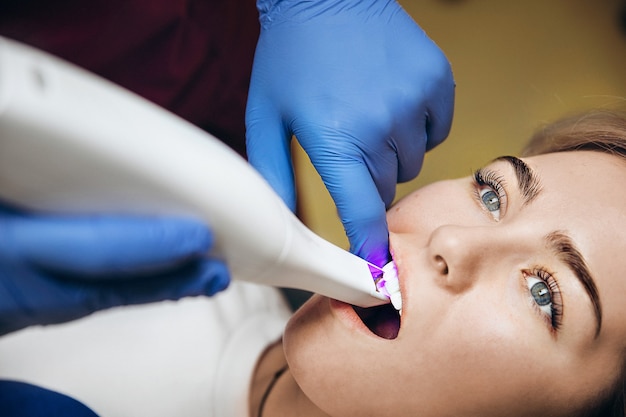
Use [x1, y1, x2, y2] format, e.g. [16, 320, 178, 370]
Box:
[295, 0, 626, 249]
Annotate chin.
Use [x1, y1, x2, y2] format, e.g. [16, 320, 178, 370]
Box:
[283, 295, 398, 417]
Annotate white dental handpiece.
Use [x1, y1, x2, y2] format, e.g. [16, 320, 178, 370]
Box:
[0, 37, 390, 308]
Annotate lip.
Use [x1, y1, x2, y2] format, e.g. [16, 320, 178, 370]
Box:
[328, 246, 403, 340]
[329, 298, 387, 340]
[388, 235, 407, 321]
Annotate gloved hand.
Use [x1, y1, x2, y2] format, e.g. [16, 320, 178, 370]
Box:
[0, 380, 98, 417]
[0, 202, 229, 336]
[246, 0, 455, 266]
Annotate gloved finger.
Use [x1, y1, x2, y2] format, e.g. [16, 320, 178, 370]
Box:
[3, 215, 214, 278]
[393, 73, 455, 182]
[298, 126, 400, 209]
[246, 109, 297, 211]
[424, 63, 455, 152]
[310, 155, 391, 266]
[0, 380, 98, 417]
[343, 214, 390, 268]
[83, 258, 231, 309]
[393, 112, 428, 183]
[21, 259, 231, 328]
[0, 259, 230, 334]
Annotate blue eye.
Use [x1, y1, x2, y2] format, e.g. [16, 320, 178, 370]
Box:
[474, 169, 505, 221]
[523, 270, 563, 332]
[526, 276, 553, 319]
[530, 279, 551, 306]
[480, 189, 500, 212]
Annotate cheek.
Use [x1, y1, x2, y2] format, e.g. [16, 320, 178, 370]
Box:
[283, 296, 327, 366]
[284, 295, 573, 417]
[396, 297, 569, 416]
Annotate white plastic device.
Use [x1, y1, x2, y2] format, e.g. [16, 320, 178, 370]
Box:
[0, 37, 387, 308]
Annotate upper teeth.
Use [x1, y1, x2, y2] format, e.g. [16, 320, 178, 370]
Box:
[384, 262, 402, 312]
[376, 261, 402, 313]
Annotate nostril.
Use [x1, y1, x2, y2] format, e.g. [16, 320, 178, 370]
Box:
[434, 255, 448, 275]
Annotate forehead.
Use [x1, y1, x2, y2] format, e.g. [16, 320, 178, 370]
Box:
[522, 151, 626, 224]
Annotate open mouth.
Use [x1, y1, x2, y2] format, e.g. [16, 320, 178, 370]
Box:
[353, 303, 401, 339]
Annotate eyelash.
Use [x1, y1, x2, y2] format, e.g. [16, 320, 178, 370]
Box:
[473, 168, 508, 219]
[523, 268, 564, 333]
[473, 167, 564, 333]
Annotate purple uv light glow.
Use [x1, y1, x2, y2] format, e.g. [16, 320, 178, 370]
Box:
[369, 263, 384, 280]
[375, 277, 393, 298]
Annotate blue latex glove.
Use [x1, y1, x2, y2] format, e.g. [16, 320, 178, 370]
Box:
[0, 203, 229, 336]
[246, 0, 455, 266]
[0, 380, 98, 417]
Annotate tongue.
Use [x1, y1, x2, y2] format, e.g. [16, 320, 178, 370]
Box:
[353, 304, 400, 339]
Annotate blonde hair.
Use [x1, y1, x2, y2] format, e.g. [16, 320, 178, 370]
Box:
[522, 109, 626, 160]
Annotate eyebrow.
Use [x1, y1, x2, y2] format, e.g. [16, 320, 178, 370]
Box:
[545, 231, 603, 337]
[495, 156, 542, 204]
[493, 156, 602, 336]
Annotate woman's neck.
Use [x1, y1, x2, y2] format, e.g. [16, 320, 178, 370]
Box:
[250, 340, 330, 417]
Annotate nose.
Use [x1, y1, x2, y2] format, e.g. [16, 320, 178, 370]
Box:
[427, 224, 510, 293]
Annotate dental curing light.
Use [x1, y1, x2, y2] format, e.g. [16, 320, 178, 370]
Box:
[0, 37, 389, 308]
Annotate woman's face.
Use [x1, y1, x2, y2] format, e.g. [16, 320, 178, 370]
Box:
[284, 151, 626, 417]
